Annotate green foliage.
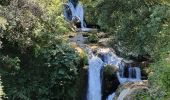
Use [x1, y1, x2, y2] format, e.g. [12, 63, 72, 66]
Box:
[0, 56, 20, 71]
[83, 0, 170, 58]
[133, 47, 170, 100]
[103, 64, 118, 76]
[131, 89, 151, 100]
[80, 51, 88, 66]
[1, 43, 80, 100]
[0, 0, 10, 6]
[87, 34, 99, 43]
[148, 46, 170, 99]
[0, 0, 80, 100]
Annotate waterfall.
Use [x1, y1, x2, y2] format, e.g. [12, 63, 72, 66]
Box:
[64, 0, 85, 28]
[64, 0, 99, 32]
[87, 55, 103, 100]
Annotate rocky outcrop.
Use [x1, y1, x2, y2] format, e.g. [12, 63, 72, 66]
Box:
[113, 80, 148, 100]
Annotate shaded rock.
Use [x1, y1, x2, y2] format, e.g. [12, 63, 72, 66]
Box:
[102, 65, 120, 100]
[76, 66, 88, 100]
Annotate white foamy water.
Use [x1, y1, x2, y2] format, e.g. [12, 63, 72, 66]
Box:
[107, 92, 115, 100]
[64, 1, 85, 28]
[87, 56, 103, 100]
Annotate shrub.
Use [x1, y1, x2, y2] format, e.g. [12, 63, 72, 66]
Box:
[87, 34, 99, 43]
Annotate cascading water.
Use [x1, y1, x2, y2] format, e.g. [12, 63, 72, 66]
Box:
[64, 0, 99, 32]
[117, 63, 141, 84]
[64, 0, 85, 28]
[87, 54, 103, 100]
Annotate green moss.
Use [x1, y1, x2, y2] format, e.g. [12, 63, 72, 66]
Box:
[87, 34, 99, 43]
[103, 64, 118, 76]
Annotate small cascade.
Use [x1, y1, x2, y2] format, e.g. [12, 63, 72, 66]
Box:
[117, 63, 141, 84]
[63, 0, 99, 32]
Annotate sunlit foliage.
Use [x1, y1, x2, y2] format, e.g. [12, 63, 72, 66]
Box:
[0, 0, 81, 99]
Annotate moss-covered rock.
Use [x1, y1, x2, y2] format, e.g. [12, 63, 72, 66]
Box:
[103, 64, 118, 76]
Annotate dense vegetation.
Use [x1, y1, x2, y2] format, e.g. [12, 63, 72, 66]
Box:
[84, 0, 170, 57]
[0, 0, 82, 99]
[0, 0, 170, 99]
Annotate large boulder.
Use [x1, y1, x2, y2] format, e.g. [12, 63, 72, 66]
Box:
[102, 65, 120, 100]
